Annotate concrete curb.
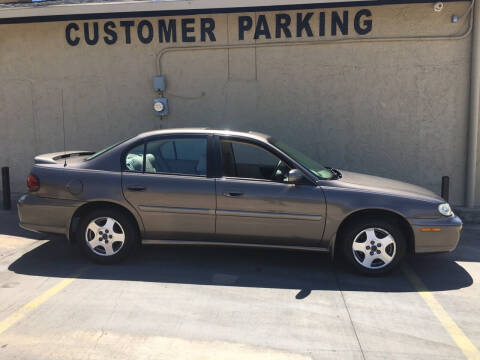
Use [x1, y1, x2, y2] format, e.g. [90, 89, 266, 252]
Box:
[453, 207, 480, 224]
[0, 192, 21, 211]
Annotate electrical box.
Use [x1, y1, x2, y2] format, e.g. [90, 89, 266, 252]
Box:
[153, 76, 166, 92]
[153, 98, 168, 115]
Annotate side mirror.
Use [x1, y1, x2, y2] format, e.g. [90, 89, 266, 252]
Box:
[287, 169, 303, 184]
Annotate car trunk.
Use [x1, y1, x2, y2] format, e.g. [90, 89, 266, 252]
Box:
[34, 151, 94, 166]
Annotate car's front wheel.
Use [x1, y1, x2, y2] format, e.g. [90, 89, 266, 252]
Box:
[342, 217, 406, 275]
[77, 208, 136, 264]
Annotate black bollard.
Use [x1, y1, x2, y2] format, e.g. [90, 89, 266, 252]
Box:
[2, 167, 11, 210]
[441, 176, 450, 202]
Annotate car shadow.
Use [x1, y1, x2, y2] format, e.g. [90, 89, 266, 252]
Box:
[0, 205, 46, 240]
[7, 234, 475, 297]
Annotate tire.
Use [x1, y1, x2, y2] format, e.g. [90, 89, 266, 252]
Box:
[76, 208, 137, 264]
[341, 217, 407, 275]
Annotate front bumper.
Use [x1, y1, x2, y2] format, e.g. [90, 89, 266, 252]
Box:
[410, 215, 463, 254]
[18, 193, 81, 236]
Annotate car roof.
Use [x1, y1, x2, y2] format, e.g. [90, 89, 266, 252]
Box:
[137, 128, 272, 142]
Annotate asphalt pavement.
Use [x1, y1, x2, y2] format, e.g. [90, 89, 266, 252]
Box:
[0, 206, 479, 360]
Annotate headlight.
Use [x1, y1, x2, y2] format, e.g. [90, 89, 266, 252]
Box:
[438, 203, 453, 216]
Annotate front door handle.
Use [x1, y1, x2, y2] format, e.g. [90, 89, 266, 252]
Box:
[223, 191, 243, 197]
[127, 185, 146, 191]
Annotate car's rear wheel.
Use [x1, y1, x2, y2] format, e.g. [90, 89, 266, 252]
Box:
[341, 217, 406, 275]
[77, 208, 136, 264]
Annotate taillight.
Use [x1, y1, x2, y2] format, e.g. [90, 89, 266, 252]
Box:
[27, 174, 40, 191]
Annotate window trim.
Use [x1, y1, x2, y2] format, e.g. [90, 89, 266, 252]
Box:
[222, 175, 285, 184]
[142, 171, 208, 179]
[121, 134, 212, 178]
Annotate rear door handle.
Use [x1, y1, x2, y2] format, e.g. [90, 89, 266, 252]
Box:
[127, 185, 146, 191]
[223, 191, 243, 197]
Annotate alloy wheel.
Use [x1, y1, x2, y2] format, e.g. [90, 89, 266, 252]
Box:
[352, 227, 396, 269]
[85, 217, 126, 256]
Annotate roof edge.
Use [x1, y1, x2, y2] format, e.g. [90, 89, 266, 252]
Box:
[0, 0, 470, 22]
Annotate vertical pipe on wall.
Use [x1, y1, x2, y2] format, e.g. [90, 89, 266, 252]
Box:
[466, 0, 480, 207]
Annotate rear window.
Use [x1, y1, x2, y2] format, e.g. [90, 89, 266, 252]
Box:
[85, 139, 128, 161]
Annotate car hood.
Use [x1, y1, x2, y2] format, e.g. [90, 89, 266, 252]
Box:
[331, 170, 444, 202]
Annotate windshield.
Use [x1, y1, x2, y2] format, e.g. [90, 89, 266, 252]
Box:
[271, 140, 334, 180]
[85, 139, 128, 161]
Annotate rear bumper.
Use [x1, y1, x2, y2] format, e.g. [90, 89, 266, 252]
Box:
[410, 215, 463, 254]
[17, 193, 81, 236]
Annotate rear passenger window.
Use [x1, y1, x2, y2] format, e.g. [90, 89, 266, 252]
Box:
[145, 137, 207, 176]
[160, 142, 175, 160]
[175, 139, 205, 161]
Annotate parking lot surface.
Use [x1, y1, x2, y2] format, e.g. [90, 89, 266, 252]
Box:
[0, 206, 479, 360]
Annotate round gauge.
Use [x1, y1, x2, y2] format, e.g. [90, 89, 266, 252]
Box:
[154, 102, 164, 112]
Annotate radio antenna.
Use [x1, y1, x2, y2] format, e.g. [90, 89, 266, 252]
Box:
[61, 89, 67, 167]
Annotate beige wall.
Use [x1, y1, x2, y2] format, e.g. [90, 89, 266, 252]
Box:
[0, 2, 475, 205]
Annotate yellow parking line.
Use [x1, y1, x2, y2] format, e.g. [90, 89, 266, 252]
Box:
[403, 265, 480, 360]
[0, 271, 83, 336]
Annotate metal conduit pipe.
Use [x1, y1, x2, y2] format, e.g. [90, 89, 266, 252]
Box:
[466, 0, 480, 207]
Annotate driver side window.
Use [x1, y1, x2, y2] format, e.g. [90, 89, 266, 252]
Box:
[221, 140, 290, 181]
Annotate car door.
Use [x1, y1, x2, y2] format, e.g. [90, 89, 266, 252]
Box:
[215, 137, 326, 247]
[122, 134, 216, 240]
